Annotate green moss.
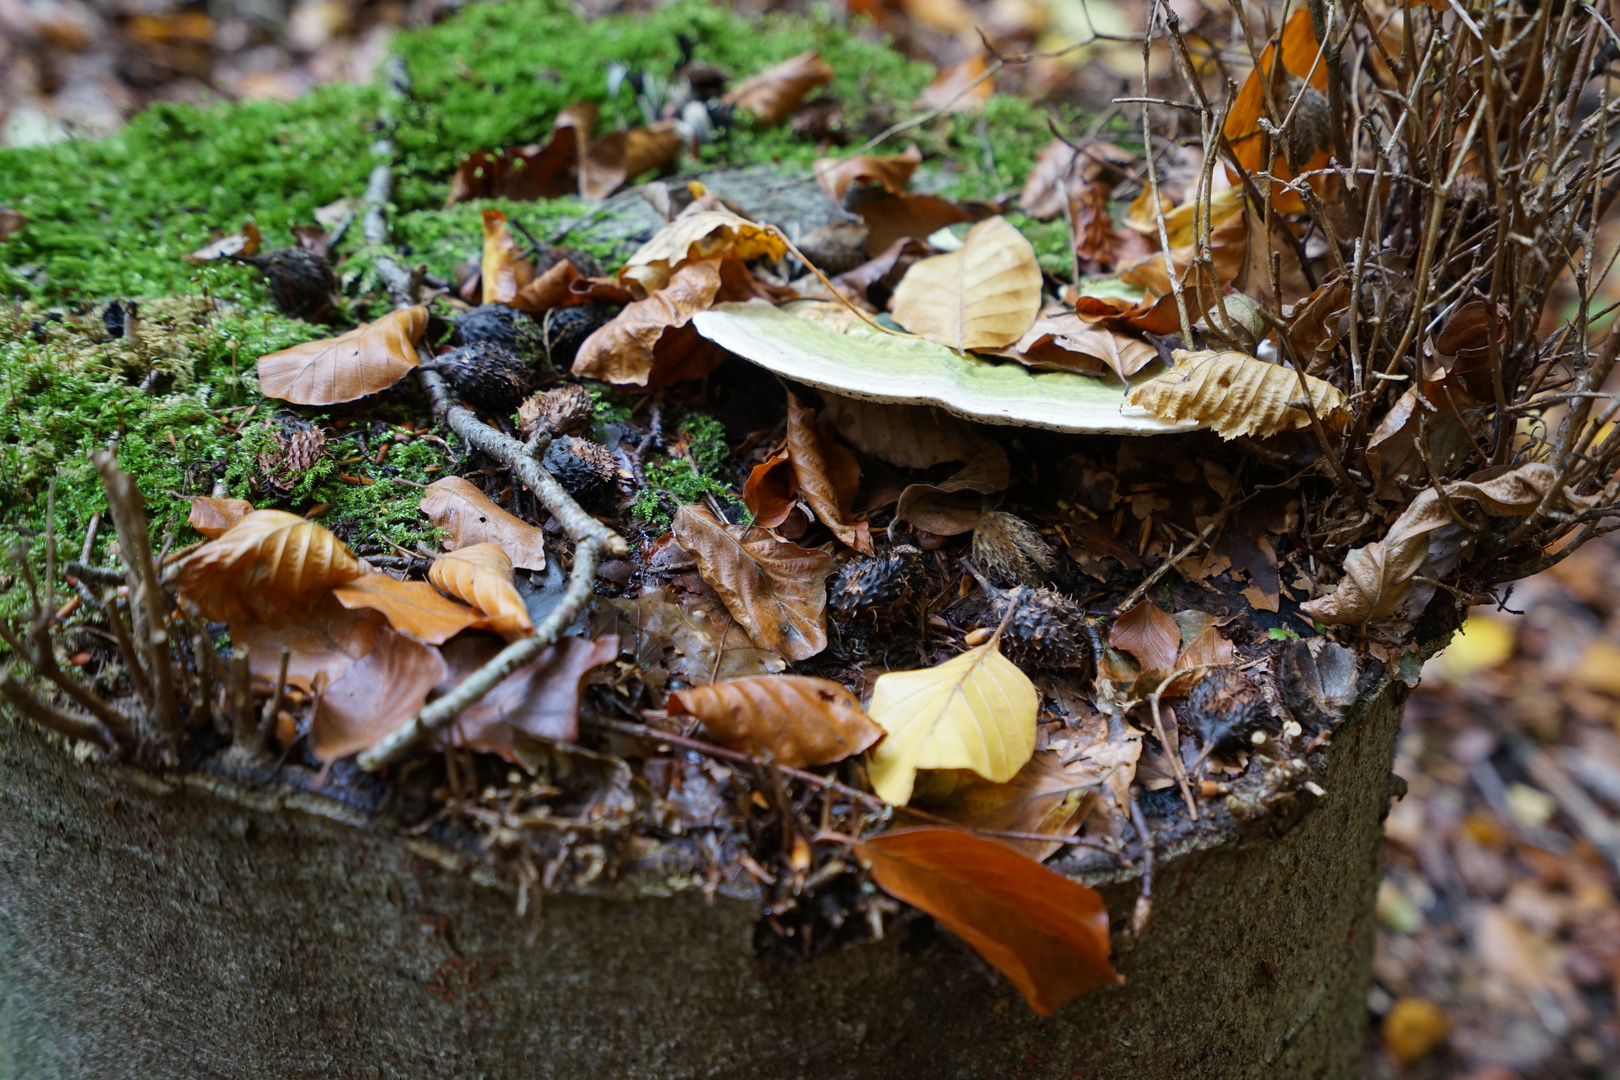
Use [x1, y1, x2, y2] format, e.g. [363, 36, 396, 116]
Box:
[630, 412, 746, 531]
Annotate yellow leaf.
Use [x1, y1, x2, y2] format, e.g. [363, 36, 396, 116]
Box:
[620, 209, 787, 294]
[866, 637, 1038, 806]
[1427, 614, 1516, 682]
[1124, 348, 1345, 440]
[427, 543, 534, 638]
[256, 307, 427, 406]
[891, 216, 1042, 352]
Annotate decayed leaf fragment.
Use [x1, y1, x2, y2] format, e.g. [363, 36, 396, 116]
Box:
[1301, 464, 1586, 626]
[723, 51, 833, 125]
[672, 503, 834, 661]
[865, 635, 1038, 805]
[669, 675, 881, 767]
[428, 543, 534, 638]
[419, 476, 548, 571]
[330, 574, 481, 645]
[785, 393, 870, 552]
[176, 510, 363, 624]
[620, 209, 787, 294]
[892, 216, 1042, 352]
[1125, 349, 1345, 440]
[256, 306, 428, 406]
[856, 827, 1121, 1014]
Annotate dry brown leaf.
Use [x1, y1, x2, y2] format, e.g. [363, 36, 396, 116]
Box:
[571, 259, 729, 387]
[1283, 278, 1351, 375]
[786, 393, 870, 552]
[917, 55, 994, 112]
[481, 210, 535, 307]
[331, 574, 481, 646]
[1009, 315, 1159, 380]
[1018, 140, 1134, 223]
[894, 442, 1011, 537]
[855, 193, 975, 256]
[892, 217, 1042, 352]
[856, 828, 1121, 1015]
[310, 627, 448, 762]
[1124, 349, 1345, 440]
[671, 503, 834, 661]
[579, 122, 683, 201]
[176, 510, 363, 625]
[818, 390, 982, 469]
[814, 144, 922, 201]
[184, 221, 262, 263]
[186, 496, 254, 539]
[256, 307, 427, 406]
[723, 51, 834, 126]
[428, 543, 534, 638]
[1109, 599, 1181, 672]
[829, 237, 929, 307]
[911, 752, 1104, 860]
[1177, 626, 1237, 669]
[620, 209, 788, 294]
[743, 451, 798, 529]
[444, 103, 594, 207]
[594, 587, 785, 692]
[669, 675, 881, 767]
[513, 259, 582, 314]
[1301, 463, 1580, 626]
[231, 595, 381, 698]
[435, 633, 620, 755]
[419, 476, 548, 571]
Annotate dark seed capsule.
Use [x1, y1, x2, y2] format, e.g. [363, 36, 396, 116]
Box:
[102, 300, 127, 339]
[539, 305, 609, 371]
[453, 304, 546, 364]
[992, 586, 1088, 671]
[422, 342, 531, 418]
[247, 247, 336, 322]
[829, 545, 921, 624]
[541, 434, 618, 503]
[1183, 667, 1271, 756]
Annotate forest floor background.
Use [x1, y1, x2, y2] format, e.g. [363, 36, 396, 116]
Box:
[4, 0, 1620, 1076]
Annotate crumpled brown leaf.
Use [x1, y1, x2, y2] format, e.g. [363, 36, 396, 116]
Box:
[434, 633, 620, 755]
[330, 574, 480, 646]
[571, 259, 732, 387]
[669, 674, 881, 767]
[256, 307, 427, 406]
[1109, 599, 1181, 672]
[619, 208, 788, 294]
[785, 393, 870, 552]
[419, 476, 548, 571]
[672, 503, 834, 661]
[427, 543, 534, 638]
[579, 121, 683, 201]
[1009, 315, 1159, 380]
[1125, 348, 1345, 440]
[814, 144, 921, 201]
[184, 221, 262, 263]
[593, 587, 785, 696]
[1302, 463, 1589, 625]
[895, 442, 1010, 536]
[444, 103, 596, 207]
[186, 496, 254, 539]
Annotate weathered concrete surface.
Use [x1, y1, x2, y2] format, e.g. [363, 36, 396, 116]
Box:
[0, 671, 1403, 1079]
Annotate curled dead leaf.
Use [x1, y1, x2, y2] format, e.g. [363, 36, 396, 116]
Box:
[481, 210, 534, 307]
[620, 209, 788, 294]
[175, 510, 362, 624]
[419, 476, 548, 571]
[814, 144, 922, 201]
[571, 259, 730, 387]
[856, 827, 1121, 1014]
[331, 574, 481, 646]
[256, 307, 427, 406]
[854, 193, 975, 256]
[669, 674, 881, 767]
[436, 633, 620, 754]
[1109, 599, 1181, 672]
[1009, 316, 1159, 381]
[428, 543, 534, 638]
[743, 451, 798, 529]
[894, 442, 1011, 537]
[892, 217, 1042, 352]
[187, 496, 254, 539]
[444, 103, 595, 207]
[185, 221, 262, 263]
[671, 503, 834, 662]
[1124, 349, 1345, 440]
[723, 51, 834, 126]
[786, 393, 870, 552]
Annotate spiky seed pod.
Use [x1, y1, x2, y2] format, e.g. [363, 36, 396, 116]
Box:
[971, 511, 1054, 585]
[541, 435, 618, 502]
[453, 304, 547, 364]
[992, 586, 1088, 670]
[828, 545, 921, 624]
[1182, 667, 1271, 757]
[422, 342, 531, 418]
[247, 247, 336, 322]
[518, 383, 595, 441]
[256, 414, 328, 498]
[539, 305, 609, 371]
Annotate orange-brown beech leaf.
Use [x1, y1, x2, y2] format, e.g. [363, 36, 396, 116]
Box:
[444, 103, 595, 207]
[723, 51, 834, 126]
[668, 674, 881, 767]
[513, 259, 582, 314]
[855, 193, 974, 258]
[419, 476, 548, 571]
[175, 510, 362, 625]
[434, 633, 620, 755]
[894, 442, 1011, 536]
[572, 260, 729, 387]
[310, 626, 448, 762]
[743, 451, 798, 529]
[1177, 626, 1236, 670]
[786, 393, 870, 553]
[231, 594, 382, 697]
[185, 221, 261, 263]
[428, 543, 534, 638]
[671, 503, 834, 661]
[818, 390, 982, 469]
[917, 55, 994, 112]
[1283, 278, 1351, 376]
[481, 210, 535, 307]
[814, 144, 922, 201]
[1109, 599, 1181, 672]
[187, 496, 254, 539]
[256, 306, 427, 406]
[856, 828, 1121, 1014]
[594, 587, 786, 689]
[1009, 315, 1158, 380]
[331, 574, 480, 646]
[620, 209, 789, 294]
[910, 752, 1104, 860]
[1423, 300, 1499, 405]
[892, 217, 1042, 352]
[1222, 7, 1331, 213]
[579, 122, 683, 201]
